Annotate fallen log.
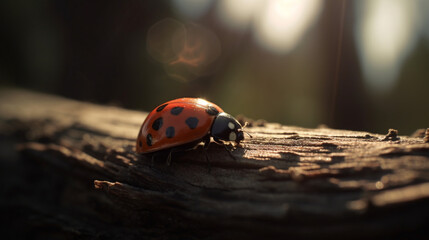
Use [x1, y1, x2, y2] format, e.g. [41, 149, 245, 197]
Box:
[0, 88, 428, 239]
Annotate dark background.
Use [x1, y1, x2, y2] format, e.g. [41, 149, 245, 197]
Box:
[1, 0, 428, 134]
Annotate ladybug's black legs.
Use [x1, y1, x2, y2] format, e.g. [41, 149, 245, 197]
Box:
[203, 136, 211, 149]
[147, 151, 173, 166]
[166, 150, 173, 166]
[213, 137, 237, 161]
[166, 148, 182, 166]
[151, 154, 155, 167]
[204, 151, 211, 173]
[149, 152, 165, 167]
[202, 136, 212, 172]
[223, 144, 237, 161]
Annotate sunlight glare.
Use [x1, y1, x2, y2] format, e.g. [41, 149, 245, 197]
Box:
[355, 0, 420, 93]
[253, 0, 323, 54]
[216, 0, 264, 31]
[196, 98, 210, 107]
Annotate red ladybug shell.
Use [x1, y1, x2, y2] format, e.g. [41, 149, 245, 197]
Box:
[136, 98, 224, 153]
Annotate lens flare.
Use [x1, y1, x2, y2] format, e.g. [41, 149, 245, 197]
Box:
[147, 19, 221, 82]
[146, 18, 185, 64]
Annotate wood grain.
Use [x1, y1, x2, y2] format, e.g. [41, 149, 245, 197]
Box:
[0, 88, 428, 239]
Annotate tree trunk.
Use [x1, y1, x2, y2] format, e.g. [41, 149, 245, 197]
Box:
[0, 88, 428, 239]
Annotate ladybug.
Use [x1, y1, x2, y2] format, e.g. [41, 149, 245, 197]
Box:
[136, 98, 248, 164]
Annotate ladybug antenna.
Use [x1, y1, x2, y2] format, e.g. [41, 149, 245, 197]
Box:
[243, 131, 253, 138]
[240, 122, 253, 138]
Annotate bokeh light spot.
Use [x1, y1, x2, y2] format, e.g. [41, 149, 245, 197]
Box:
[170, 0, 213, 19]
[216, 0, 264, 31]
[253, 0, 323, 54]
[355, 0, 420, 93]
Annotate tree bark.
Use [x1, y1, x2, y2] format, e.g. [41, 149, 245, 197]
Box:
[0, 88, 428, 239]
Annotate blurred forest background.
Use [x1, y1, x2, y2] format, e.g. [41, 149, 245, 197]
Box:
[0, 0, 428, 135]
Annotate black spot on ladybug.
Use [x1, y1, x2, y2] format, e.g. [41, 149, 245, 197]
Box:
[170, 106, 184, 115]
[146, 134, 152, 146]
[156, 104, 168, 112]
[206, 106, 219, 116]
[138, 140, 142, 147]
[166, 126, 175, 138]
[152, 117, 163, 131]
[185, 117, 199, 129]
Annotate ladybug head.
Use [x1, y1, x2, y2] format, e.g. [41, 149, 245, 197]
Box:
[211, 112, 245, 144]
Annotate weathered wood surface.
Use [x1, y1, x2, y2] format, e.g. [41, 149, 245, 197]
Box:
[0, 88, 428, 239]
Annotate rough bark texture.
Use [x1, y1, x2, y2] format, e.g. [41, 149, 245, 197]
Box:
[0, 88, 428, 239]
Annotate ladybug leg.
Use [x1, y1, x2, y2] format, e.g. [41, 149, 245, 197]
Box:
[203, 135, 211, 150]
[151, 154, 155, 167]
[150, 152, 163, 167]
[213, 137, 236, 160]
[223, 144, 237, 161]
[202, 136, 212, 172]
[204, 151, 211, 173]
[213, 137, 222, 144]
[166, 150, 173, 166]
